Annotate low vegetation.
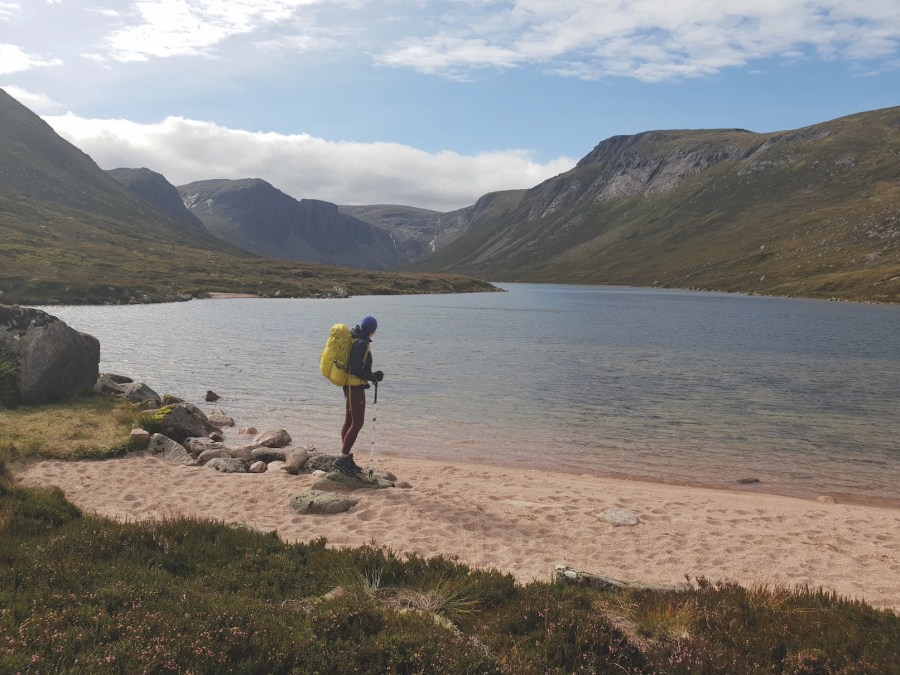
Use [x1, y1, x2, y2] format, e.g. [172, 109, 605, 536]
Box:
[1, 397, 897, 673]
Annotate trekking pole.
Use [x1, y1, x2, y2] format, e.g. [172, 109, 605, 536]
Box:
[369, 379, 378, 471]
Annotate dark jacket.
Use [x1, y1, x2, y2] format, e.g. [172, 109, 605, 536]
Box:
[347, 326, 375, 387]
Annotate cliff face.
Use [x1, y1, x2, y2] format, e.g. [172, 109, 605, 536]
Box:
[179, 179, 407, 270]
[412, 107, 900, 303]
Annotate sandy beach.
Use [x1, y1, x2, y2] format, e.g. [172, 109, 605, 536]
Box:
[14, 452, 899, 613]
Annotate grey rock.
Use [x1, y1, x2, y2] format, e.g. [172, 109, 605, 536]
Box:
[284, 448, 309, 475]
[307, 453, 339, 472]
[251, 447, 287, 463]
[148, 403, 214, 443]
[184, 437, 223, 456]
[208, 431, 225, 442]
[249, 461, 267, 473]
[105, 373, 133, 384]
[205, 457, 246, 473]
[205, 390, 220, 402]
[147, 433, 194, 465]
[290, 489, 359, 515]
[94, 373, 127, 396]
[254, 429, 292, 448]
[229, 446, 255, 464]
[0, 305, 100, 406]
[119, 381, 161, 405]
[207, 408, 235, 428]
[196, 448, 232, 465]
[129, 428, 151, 450]
[321, 469, 394, 490]
[181, 402, 209, 422]
[600, 508, 640, 527]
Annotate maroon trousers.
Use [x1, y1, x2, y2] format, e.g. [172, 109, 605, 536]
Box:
[341, 386, 366, 454]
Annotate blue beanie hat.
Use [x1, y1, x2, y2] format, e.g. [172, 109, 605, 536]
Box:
[360, 315, 378, 335]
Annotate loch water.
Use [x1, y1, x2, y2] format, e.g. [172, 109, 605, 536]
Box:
[43, 284, 900, 504]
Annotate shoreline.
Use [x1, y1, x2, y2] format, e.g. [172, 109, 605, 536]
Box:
[374, 450, 900, 510]
[14, 452, 900, 613]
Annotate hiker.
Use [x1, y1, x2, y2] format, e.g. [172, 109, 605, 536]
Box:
[335, 315, 383, 475]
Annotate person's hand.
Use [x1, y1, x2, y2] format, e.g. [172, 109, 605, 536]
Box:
[373, 371, 384, 382]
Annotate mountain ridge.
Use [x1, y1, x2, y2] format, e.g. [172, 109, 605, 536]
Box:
[412, 107, 900, 303]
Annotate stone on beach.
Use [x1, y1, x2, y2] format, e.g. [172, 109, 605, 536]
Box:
[254, 429, 292, 448]
[205, 457, 246, 473]
[147, 433, 194, 465]
[600, 507, 641, 527]
[290, 489, 358, 514]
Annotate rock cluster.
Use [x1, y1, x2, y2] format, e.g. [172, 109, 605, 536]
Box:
[94, 371, 397, 513]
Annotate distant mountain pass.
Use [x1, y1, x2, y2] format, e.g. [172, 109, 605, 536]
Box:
[180, 179, 406, 270]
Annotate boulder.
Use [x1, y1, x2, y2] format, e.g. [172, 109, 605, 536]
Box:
[119, 382, 161, 405]
[229, 446, 255, 464]
[254, 429, 292, 448]
[196, 448, 232, 465]
[307, 453, 340, 472]
[249, 461, 267, 473]
[94, 373, 127, 396]
[319, 469, 394, 490]
[205, 457, 246, 473]
[252, 447, 287, 463]
[284, 448, 309, 475]
[139, 403, 213, 443]
[267, 460, 287, 472]
[205, 390, 220, 402]
[147, 433, 194, 465]
[290, 489, 358, 515]
[0, 305, 100, 406]
[208, 431, 225, 442]
[105, 373, 133, 384]
[183, 437, 224, 456]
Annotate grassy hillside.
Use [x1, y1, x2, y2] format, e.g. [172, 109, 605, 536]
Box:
[0, 89, 495, 304]
[0, 190, 495, 305]
[414, 108, 900, 303]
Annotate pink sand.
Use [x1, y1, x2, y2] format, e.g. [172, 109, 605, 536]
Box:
[15, 453, 900, 612]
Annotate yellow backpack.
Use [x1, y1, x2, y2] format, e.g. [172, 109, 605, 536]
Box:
[319, 323, 369, 386]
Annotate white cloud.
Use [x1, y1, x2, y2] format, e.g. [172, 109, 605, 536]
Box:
[105, 0, 327, 61]
[376, 0, 900, 81]
[0, 2, 18, 21]
[0, 43, 62, 74]
[43, 113, 574, 211]
[3, 85, 64, 112]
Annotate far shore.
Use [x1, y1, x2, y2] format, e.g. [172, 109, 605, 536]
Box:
[15, 451, 900, 613]
[205, 292, 262, 299]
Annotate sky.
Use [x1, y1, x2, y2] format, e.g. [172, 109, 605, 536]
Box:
[2, 0, 899, 212]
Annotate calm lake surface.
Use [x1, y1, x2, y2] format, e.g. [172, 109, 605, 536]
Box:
[42, 284, 900, 504]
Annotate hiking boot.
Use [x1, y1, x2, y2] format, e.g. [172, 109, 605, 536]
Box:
[335, 453, 363, 475]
